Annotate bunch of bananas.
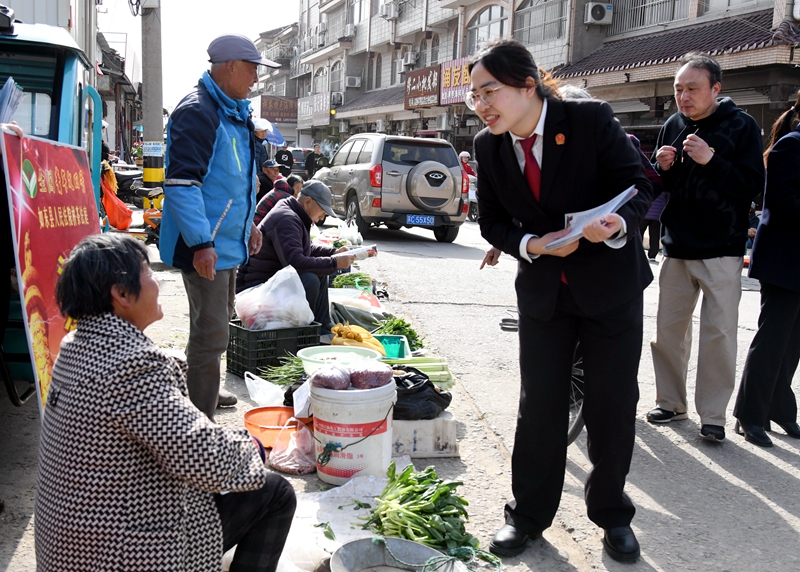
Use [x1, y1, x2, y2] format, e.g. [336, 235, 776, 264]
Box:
[331, 322, 386, 356]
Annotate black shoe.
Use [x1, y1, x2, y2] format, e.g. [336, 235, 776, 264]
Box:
[646, 407, 688, 423]
[735, 420, 772, 447]
[771, 421, 800, 439]
[489, 524, 534, 557]
[700, 424, 725, 442]
[602, 526, 640, 562]
[217, 389, 238, 408]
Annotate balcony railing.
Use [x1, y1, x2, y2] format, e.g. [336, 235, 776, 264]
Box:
[290, 57, 312, 78]
[513, 0, 568, 45]
[608, 0, 689, 35]
[264, 44, 295, 63]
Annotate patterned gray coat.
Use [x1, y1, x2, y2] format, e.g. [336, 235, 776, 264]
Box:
[35, 313, 268, 571]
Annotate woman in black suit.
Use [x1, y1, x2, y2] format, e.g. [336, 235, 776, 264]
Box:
[469, 40, 652, 562]
[734, 92, 800, 447]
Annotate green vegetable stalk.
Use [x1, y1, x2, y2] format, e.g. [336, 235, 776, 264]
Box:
[361, 462, 479, 551]
[332, 272, 372, 289]
[258, 355, 305, 387]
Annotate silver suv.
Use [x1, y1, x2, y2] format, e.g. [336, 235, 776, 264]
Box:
[312, 134, 468, 242]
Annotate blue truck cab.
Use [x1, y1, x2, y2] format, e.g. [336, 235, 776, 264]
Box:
[0, 5, 102, 406]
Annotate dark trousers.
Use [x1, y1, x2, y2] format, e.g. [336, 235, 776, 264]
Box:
[639, 218, 661, 259]
[734, 281, 800, 425]
[507, 284, 641, 534]
[215, 473, 297, 572]
[299, 271, 332, 328]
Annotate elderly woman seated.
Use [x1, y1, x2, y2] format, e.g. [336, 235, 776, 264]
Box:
[34, 233, 296, 572]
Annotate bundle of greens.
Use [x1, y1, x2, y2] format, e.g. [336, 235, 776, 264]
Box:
[362, 462, 479, 551]
[258, 355, 305, 387]
[332, 272, 372, 289]
[374, 317, 424, 351]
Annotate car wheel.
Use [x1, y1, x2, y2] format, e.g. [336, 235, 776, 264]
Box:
[468, 202, 478, 222]
[433, 226, 459, 243]
[385, 222, 403, 230]
[346, 194, 369, 236]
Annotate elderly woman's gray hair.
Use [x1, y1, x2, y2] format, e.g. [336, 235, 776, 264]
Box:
[56, 233, 150, 319]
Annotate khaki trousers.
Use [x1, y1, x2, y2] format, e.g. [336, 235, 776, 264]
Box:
[650, 256, 743, 425]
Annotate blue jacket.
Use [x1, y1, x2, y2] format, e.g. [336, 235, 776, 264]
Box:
[160, 72, 257, 271]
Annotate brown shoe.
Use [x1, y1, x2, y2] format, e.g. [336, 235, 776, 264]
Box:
[217, 389, 238, 408]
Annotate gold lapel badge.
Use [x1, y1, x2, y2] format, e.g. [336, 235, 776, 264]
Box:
[555, 133, 565, 145]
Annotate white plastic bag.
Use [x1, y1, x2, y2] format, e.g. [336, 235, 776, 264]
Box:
[244, 372, 285, 407]
[336, 219, 363, 246]
[268, 418, 317, 475]
[235, 266, 314, 330]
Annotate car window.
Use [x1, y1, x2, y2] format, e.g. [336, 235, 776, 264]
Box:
[291, 149, 306, 161]
[382, 143, 458, 168]
[345, 140, 365, 165]
[358, 140, 374, 164]
[331, 141, 354, 167]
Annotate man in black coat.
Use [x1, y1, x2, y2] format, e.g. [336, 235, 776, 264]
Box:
[275, 143, 293, 178]
[235, 181, 356, 330]
[648, 54, 765, 442]
[304, 144, 326, 179]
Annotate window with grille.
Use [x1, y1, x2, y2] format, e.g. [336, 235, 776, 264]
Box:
[467, 5, 507, 56]
[375, 53, 382, 89]
[314, 67, 328, 93]
[430, 34, 440, 66]
[331, 61, 343, 92]
[419, 38, 428, 68]
[513, 0, 568, 44]
[608, 0, 689, 35]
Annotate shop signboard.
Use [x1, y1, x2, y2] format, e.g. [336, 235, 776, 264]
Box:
[0, 130, 100, 416]
[405, 65, 441, 109]
[440, 57, 472, 105]
[298, 95, 314, 129]
[312, 92, 331, 127]
[260, 95, 298, 124]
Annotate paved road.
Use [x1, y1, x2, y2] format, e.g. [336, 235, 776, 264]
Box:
[2, 220, 799, 571]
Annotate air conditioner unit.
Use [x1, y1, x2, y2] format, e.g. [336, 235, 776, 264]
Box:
[318, 33, 326, 47]
[435, 113, 450, 131]
[331, 91, 344, 107]
[343, 23, 356, 38]
[381, 2, 399, 20]
[345, 75, 361, 88]
[339, 121, 349, 132]
[402, 52, 417, 67]
[584, 3, 613, 25]
[319, 21, 327, 33]
[376, 119, 387, 133]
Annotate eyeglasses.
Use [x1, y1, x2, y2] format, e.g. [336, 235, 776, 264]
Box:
[465, 84, 506, 110]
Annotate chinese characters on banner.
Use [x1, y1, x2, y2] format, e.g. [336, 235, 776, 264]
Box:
[298, 95, 314, 129]
[405, 66, 441, 109]
[260, 96, 298, 124]
[0, 131, 100, 414]
[440, 58, 472, 105]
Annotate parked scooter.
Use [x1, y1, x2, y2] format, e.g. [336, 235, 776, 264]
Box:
[112, 166, 144, 208]
[467, 174, 478, 222]
[127, 187, 163, 246]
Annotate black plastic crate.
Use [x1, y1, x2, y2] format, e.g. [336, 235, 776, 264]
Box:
[226, 320, 321, 377]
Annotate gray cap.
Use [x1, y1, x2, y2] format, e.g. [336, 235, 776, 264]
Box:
[301, 180, 336, 218]
[208, 34, 280, 68]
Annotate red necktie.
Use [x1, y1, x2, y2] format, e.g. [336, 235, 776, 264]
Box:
[519, 135, 541, 201]
[522, 135, 568, 283]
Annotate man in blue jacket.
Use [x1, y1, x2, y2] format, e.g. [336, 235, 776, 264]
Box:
[161, 34, 279, 419]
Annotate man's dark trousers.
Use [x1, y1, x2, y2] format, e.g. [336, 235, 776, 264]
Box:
[299, 271, 332, 328]
[507, 284, 641, 535]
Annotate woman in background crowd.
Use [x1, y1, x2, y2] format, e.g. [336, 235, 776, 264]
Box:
[734, 91, 800, 447]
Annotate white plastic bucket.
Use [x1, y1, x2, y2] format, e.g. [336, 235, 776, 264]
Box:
[310, 382, 397, 485]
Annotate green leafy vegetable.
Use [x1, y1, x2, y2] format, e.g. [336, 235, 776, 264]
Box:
[361, 462, 478, 551]
[332, 272, 372, 289]
[338, 499, 372, 510]
[374, 317, 425, 351]
[313, 522, 336, 541]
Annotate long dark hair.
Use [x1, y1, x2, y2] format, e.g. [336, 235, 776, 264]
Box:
[764, 90, 800, 163]
[468, 39, 557, 99]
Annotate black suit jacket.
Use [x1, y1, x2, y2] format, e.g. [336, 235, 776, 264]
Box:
[748, 125, 800, 292]
[474, 98, 653, 320]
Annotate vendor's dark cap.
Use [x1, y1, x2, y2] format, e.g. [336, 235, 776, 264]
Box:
[302, 180, 336, 218]
[207, 34, 280, 68]
[262, 159, 279, 168]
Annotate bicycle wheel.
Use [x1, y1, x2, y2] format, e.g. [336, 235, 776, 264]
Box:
[567, 341, 585, 445]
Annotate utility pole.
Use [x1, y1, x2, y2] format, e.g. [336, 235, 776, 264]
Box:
[140, 0, 164, 191]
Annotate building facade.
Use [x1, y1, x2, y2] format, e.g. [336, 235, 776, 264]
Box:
[252, 0, 799, 156]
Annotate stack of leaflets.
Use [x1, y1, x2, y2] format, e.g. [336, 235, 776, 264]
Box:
[0, 77, 23, 124]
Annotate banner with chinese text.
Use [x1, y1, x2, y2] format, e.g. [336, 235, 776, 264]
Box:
[405, 66, 441, 109]
[260, 96, 298, 124]
[1, 130, 100, 415]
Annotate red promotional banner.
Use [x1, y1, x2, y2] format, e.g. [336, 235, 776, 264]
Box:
[1, 130, 100, 414]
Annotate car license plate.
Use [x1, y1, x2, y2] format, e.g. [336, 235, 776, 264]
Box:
[407, 214, 435, 226]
